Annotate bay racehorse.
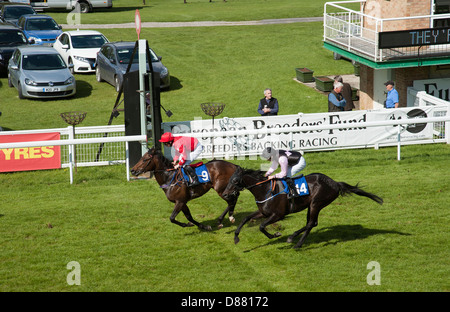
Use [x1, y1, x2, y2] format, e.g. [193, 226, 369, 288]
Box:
[131, 147, 239, 230]
[222, 167, 383, 249]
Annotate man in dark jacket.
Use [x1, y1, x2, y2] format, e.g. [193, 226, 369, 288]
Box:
[328, 82, 347, 112]
[257, 88, 279, 116]
[334, 75, 355, 111]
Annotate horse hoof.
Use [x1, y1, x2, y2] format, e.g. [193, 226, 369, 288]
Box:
[286, 237, 293, 243]
[217, 223, 224, 230]
[274, 232, 282, 238]
[204, 225, 212, 231]
[229, 216, 235, 223]
[234, 236, 240, 244]
[186, 222, 194, 227]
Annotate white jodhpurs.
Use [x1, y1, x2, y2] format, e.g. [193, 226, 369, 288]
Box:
[183, 143, 204, 165]
[287, 156, 306, 177]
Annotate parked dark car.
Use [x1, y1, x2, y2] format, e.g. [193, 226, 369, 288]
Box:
[96, 41, 170, 92]
[0, 21, 28, 74]
[0, 2, 36, 25]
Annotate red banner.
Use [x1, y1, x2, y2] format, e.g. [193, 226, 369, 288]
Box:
[0, 133, 61, 172]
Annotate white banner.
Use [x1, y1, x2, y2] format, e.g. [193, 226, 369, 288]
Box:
[413, 78, 450, 102]
[162, 107, 436, 159]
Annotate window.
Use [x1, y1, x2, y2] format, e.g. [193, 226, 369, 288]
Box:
[71, 35, 108, 49]
[433, 0, 450, 27]
[22, 54, 67, 70]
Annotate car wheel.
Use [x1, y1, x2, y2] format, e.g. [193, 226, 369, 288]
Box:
[114, 75, 121, 92]
[7, 71, 13, 88]
[79, 1, 91, 13]
[18, 83, 24, 99]
[68, 58, 75, 74]
[96, 66, 103, 82]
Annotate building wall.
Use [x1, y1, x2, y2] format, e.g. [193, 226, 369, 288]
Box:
[363, 0, 431, 30]
[395, 67, 430, 106]
[360, 0, 434, 109]
[359, 65, 374, 110]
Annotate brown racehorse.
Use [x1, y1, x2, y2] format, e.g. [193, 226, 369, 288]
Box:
[131, 147, 239, 230]
[222, 167, 383, 249]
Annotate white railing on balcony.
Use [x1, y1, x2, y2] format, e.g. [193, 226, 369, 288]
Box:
[324, 0, 450, 62]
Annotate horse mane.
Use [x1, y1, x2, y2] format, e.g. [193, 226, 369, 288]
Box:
[151, 148, 174, 169]
[240, 168, 266, 180]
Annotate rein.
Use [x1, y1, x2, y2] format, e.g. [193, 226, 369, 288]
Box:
[233, 173, 288, 204]
[144, 154, 175, 173]
[158, 168, 184, 188]
[142, 154, 181, 187]
[245, 178, 271, 190]
[151, 168, 176, 173]
[254, 180, 289, 204]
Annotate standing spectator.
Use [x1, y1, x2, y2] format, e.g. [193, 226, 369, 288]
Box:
[257, 88, 279, 116]
[328, 82, 346, 112]
[334, 75, 355, 111]
[384, 81, 399, 108]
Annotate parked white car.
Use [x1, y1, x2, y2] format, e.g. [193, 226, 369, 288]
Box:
[22, 0, 113, 14]
[53, 30, 108, 73]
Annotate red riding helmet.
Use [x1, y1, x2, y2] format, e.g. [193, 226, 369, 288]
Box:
[159, 132, 175, 143]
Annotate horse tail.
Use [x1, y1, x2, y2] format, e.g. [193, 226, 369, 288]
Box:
[337, 182, 383, 205]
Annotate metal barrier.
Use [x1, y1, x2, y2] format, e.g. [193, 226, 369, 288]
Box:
[170, 115, 450, 161]
[0, 134, 146, 184]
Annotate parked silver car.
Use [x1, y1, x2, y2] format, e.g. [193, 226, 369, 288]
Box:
[7, 46, 76, 99]
[96, 41, 170, 92]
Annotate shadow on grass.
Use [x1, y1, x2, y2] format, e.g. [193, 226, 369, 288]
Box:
[241, 224, 411, 252]
[168, 76, 182, 91]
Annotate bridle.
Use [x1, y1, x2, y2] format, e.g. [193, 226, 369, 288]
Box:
[140, 150, 175, 174]
[228, 168, 271, 192]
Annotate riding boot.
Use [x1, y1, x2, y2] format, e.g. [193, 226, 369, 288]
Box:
[184, 165, 200, 187]
[285, 178, 299, 199]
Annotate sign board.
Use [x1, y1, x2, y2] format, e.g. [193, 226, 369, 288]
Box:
[162, 107, 438, 159]
[407, 78, 450, 106]
[0, 132, 61, 172]
[413, 78, 450, 101]
[379, 27, 450, 49]
[135, 9, 141, 40]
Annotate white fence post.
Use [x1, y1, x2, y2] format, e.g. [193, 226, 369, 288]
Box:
[67, 125, 74, 184]
[126, 141, 130, 182]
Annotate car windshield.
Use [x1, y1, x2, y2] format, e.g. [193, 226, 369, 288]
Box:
[22, 53, 67, 70]
[116, 47, 159, 64]
[71, 34, 108, 49]
[4, 7, 35, 19]
[25, 18, 59, 31]
[0, 30, 27, 45]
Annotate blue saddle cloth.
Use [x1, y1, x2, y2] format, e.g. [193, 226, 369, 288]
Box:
[181, 164, 211, 184]
[281, 175, 309, 196]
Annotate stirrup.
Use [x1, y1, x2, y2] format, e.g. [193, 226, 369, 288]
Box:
[285, 178, 299, 199]
[184, 166, 200, 187]
[189, 179, 200, 187]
